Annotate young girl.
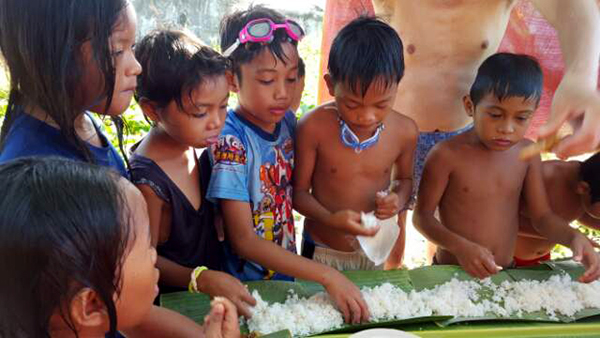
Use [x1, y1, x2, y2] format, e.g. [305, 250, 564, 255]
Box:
[0, 0, 140, 175]
[131, 30, 255, 317]
[0, 157, 240, 338]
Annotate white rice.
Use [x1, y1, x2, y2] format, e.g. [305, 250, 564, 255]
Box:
[246, 274, 600, 337]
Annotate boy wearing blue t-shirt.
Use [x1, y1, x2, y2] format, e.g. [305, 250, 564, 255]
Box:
[207, 5, 370, 324]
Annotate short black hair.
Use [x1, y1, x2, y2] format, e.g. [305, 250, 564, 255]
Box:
[580, 152, 600, 203]
[135, 30, 230, 111]
[220, 5, 299, 80]
[470, 53, 543, 107]
[298, 57, 305, 78]
[328, 16, 404, 97]
[0, 157, 130, 337]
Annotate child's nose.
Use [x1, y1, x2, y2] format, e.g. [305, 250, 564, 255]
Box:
[128, 55, 142, 77]
[498, 120, 515, 134]
[207, 111, 222, 130]
[151, 246, 157, 265]
[357, 110, 376, 125]
[274, 79, 289, 100]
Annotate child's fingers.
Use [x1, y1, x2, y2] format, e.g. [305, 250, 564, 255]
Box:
[348, 298, 362, 324]
[482, 256, 500, 275]
[204, 303, 225, 337]
[337, 298, 351, 324]
[241, 290, 257, 307]
[234, 299, 252, 318]
[357, 295, 370, 323]
[580, 250, 600, 283]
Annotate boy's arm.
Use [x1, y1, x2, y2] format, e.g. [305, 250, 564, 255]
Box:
[136, 184, 255, 317]
[375, 119, 418, 219]
[292, 116, 378, 237]
[220, 199, 370, 324]
[413, 146, 500, 279]
[524, 154, 600, 282]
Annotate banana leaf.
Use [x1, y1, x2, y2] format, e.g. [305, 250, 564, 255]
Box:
[160, 265, 600, 337]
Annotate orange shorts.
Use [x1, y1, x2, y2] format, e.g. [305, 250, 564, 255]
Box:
[513, 252, 551, 267]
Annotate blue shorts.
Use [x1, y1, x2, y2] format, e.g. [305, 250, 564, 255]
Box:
[412, 124, 473, 203]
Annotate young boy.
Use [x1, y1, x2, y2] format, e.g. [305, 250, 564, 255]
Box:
[293, 17, 417, 270]
[207, 5, 370, 324]
[413, 53, 600, 282]
[515, 153, 600, 266]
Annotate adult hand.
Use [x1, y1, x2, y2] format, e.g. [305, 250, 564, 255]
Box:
[536, 72, 600, 159]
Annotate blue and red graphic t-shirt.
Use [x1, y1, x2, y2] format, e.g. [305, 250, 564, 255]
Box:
[207, 109, 296, 281]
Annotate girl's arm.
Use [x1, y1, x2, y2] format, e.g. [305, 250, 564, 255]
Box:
[136, 184, 255, 317]
[221, 199, 370, 324]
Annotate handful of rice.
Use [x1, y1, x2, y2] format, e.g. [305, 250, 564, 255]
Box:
[246, 274, 600, 337]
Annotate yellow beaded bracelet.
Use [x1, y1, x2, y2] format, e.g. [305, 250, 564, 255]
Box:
[188, 266, 208, 293]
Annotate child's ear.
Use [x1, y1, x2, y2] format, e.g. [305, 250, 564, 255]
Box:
[138, 98, 161, 124]
[226, 71, 240, 93]
[463, 95, 475, 117]
[324, 73, 335, 97]
[69, 288, 107, 332]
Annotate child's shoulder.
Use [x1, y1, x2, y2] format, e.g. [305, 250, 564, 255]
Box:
[297, 102, 339, 131]
[386, 110, 418, 140]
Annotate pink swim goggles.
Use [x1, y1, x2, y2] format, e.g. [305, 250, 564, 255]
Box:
[223, 18, 305, 57]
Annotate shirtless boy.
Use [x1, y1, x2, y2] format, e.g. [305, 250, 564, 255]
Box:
[414, 53, 600, 282]
[370, 0, 600, 186]
[515, 152, 600, 266]
[293, 17, 417, 270]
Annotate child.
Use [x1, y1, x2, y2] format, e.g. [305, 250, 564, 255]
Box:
[293, 17, 416, 270]
[290, 57, 306, 113]
[514, 152, 600, 266]
[131, 29, 255, 317]
[0, 0, 140, 176]
[0, 157, 239, 338]
[208, 5, 369, 324]
[413, 53, 600, 282]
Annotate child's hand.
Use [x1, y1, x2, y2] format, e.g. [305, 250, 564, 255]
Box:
[375, 192, 403, 219]
[570, 233, 600, 283]
[455, 241, 502, 279]
[198, 270, 256, 318]
[322, 269, 370, 324]
[328, 210, 379, 237]
[202, 297, 241, 338]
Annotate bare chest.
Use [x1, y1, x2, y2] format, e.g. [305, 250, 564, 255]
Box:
[447, 154, 527, 201]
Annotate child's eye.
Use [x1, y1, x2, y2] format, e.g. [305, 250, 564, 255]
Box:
[112, 50, 124, 57]
[488, 112, 501, 118]
[258, 79, 274, 85]
[286, 77, 297, 83]
[192, 112, 207, 118]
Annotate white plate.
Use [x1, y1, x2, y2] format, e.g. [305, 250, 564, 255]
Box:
[349, 328, 420, 338]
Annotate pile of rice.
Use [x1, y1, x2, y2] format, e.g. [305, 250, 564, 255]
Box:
[246, 274, 600, 337]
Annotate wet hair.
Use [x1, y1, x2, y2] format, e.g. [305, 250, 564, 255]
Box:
[470, 53, 543, 107]
[134, 30, 231, 112]
[328, 16, 404, 97]
[298, 57, 305, 78]
[0, 0, 129, 163]
[580, 152, 600, 203]
[0, 157, 131, 338]
[220, 4, 300, 81]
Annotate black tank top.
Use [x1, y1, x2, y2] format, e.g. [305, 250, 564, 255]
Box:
[130, 151, 223, 292]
